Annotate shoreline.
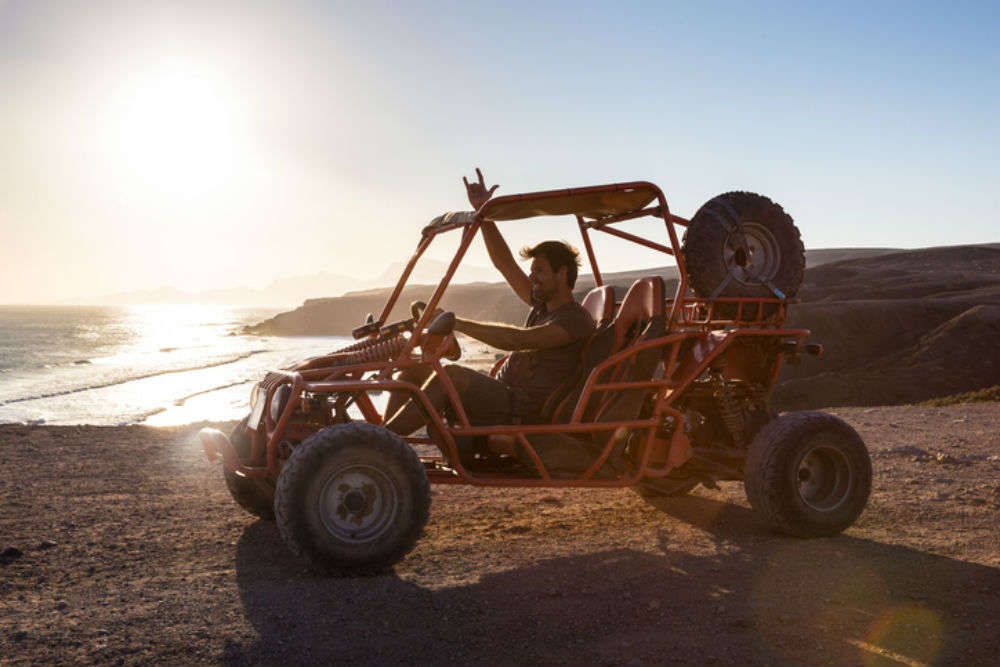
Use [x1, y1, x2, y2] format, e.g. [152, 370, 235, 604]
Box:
[0, 339, 503, 428]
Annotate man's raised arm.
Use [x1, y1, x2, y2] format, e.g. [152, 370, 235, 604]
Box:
[480, 221, 532, 305]
[463, 168, 532, 305]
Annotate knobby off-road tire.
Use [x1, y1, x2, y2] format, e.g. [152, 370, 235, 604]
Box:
[274, 423, 430, 575]
[223, 417, 275, 520]
[682, 192, 805, 316]
[744, 411, 871, 537]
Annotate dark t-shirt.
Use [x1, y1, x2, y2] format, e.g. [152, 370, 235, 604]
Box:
[497, 300, 596, 417]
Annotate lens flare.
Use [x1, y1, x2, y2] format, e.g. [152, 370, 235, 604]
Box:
[860, 604, 942, 667]
[749, 541, 889, 662]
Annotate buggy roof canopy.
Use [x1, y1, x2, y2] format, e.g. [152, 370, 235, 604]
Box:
[478, 182, 661, 222]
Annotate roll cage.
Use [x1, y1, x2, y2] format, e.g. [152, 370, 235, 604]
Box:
[215, 181, 807, 489]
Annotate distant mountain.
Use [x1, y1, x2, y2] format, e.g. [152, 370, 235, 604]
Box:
[372, 258, 498, 289]
[65, 248, 905, 308]
[67, 259, 496, 307]
[66, 273, 352, 307]
[802, 247, 902, 267]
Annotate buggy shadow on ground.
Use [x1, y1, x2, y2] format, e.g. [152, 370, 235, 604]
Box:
[230, 497, 1000, 667]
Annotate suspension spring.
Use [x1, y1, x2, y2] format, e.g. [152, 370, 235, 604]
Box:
[323, 333, 409, 367]
[353, 335, 408, 364]
[711, 372, 744, 448]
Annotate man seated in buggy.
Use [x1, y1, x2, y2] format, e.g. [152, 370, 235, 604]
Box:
[383, 169, 596, 435]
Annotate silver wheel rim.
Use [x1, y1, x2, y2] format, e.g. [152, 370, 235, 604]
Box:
[722, 222, 781, 285]
[796, 444, 852, 512]
[317, 464, 399, 544]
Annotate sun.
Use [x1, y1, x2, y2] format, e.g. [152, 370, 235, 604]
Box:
[105, 66, 243, 197]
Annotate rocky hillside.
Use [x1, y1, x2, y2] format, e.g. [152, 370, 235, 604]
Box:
[775, 244, 1000, 408]
[247, 244, 1000, 408]
[245, 247, 896, 335]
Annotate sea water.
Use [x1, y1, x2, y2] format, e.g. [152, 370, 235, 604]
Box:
[0, 305, 358, 426]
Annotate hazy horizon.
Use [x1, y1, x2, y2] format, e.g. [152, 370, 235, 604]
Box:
[3, 1, 998, 304]
[6, 242, 989, 308]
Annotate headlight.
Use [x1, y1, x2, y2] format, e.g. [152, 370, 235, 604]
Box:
[249, 385, 262, 411]
[269, 384, 292, 423]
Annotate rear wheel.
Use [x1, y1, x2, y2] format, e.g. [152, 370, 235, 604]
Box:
[274, 423, 430, 574]
[682, 192, 804, 317]
[223, 416, 275, 520]
[744, 411, 871, 537]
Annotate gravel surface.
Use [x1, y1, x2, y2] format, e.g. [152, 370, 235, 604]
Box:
[1, 404, 999, 666]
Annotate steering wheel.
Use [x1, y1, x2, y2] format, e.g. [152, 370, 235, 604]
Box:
[410, 301, 462, 361]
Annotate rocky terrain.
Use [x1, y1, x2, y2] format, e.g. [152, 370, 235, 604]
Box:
[2, 402, 999, 666]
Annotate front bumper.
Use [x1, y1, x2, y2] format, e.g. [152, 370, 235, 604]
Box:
[199, 427, 268, 478]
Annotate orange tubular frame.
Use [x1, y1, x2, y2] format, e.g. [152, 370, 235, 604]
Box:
[231, 181, 809, 488]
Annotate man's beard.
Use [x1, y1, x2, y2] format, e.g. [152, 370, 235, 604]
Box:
[532, 282, 558, 305]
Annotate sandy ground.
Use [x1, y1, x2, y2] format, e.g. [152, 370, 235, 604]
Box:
[2, 400, 999, 666]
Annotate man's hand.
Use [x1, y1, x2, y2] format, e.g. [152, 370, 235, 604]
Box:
[463, 167, 499, 211]
[413, 301, 444, 324]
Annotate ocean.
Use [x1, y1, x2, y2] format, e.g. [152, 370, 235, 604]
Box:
[0, 305, 356, 426]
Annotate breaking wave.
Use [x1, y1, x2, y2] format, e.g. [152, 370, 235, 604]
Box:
[1, 350, 267, 406]
[171, 379, 255, 406]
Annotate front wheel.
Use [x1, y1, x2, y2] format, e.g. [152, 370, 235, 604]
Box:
[274, 423, 430, 574]
[744, 411, 871, 537]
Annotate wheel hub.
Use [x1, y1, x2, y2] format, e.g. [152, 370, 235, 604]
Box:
[343, 489, 366, 513]
[796, 444, 851, 512]
[318, 465, 399, 544]
[723, 222, 781, 285]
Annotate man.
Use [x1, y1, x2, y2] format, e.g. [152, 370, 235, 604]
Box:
[383, 169, 595, 435]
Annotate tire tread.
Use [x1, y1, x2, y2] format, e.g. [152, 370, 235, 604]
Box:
[683, 191, 805, 303]
[274, 422, 430, 575]
[744, 411, 871, 537]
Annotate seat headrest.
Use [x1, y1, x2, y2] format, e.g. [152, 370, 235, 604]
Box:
[580, 285, 616, 327]
[612, 277, 665, 350]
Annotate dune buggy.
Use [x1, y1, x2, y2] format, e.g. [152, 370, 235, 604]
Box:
[200, 181, 872, 574]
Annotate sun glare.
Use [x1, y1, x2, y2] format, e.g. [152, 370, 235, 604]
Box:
[106, 67, 243, 196]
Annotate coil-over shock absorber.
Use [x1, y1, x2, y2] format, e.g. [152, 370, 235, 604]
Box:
[322, 332, 410, 367]
[351, 335, 409, 364]
[710, 369, 745, 449]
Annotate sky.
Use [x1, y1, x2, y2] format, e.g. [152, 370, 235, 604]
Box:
[1, 0, 998, 304]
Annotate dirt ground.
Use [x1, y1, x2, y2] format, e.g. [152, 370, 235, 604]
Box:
[2, 404, 999, 666]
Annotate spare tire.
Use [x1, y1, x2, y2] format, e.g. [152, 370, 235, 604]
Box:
[682, 192, 804, 314]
